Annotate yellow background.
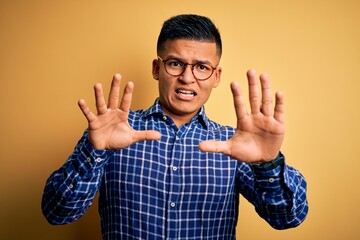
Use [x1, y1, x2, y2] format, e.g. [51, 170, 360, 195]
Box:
[1, 0, 359, 239]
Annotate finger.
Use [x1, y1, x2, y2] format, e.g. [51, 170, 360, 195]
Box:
[94, 83, 108, 114]
[133, 130, 161, 142]
[108, 74, 122, 109]
[247, 69, 261, 114]
[119, 81, 134, 112]
[198, 140, 229, 154]
[274, 91, 285, 123]
[78, 99, 97, 122]
[260, 73, 273, 116]
[231, 82, 248, 120]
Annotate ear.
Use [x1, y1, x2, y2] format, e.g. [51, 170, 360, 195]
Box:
[152, 59, 160, 80]
[212, 67, 222, 88]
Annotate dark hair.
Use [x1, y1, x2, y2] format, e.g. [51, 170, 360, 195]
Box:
[157, 14, 222, 57]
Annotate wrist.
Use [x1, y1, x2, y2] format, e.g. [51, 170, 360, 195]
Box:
[250, 152, 285, 171]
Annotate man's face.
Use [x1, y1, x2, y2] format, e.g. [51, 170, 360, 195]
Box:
[152, 39, 222, 123]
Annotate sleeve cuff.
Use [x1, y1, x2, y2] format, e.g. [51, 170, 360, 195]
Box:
[74, 139, 113, 174]
[250, 152, 285, 172]
[250, 152, 285, 190]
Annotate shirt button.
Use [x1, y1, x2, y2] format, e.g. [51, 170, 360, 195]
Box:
[175, 136, 180, 141]
[95, 157, 102, 163]
[163, 115, 167, 121]
[69, 184, 74, 189]
[269, 178, 275, 183]
[172, 166, 178, 171]
[86, 157, 91, 163]
[170, 202, 176, 207]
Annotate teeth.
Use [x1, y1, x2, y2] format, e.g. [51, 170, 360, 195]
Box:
[177, 89, 195, 95]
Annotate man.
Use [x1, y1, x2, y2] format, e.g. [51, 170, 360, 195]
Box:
[42, 14, 308, 239]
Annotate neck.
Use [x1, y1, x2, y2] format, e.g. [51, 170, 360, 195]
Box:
[161, 108, 198, 129]
[171, 115, 194, 128]
[158, 100, 201, 128]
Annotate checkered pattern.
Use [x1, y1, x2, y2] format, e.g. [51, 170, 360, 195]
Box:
[42, 99, 308, 239]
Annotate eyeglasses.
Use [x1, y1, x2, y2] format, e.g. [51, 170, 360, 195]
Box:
[158, 56, 218, 81]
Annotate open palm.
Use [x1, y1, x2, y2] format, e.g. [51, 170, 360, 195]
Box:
[199, 69, 285, 163]
[78, 74, 161, 150]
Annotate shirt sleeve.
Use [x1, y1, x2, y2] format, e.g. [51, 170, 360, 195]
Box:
[236, 154, 308, 230]
[41, 130, 113, 225]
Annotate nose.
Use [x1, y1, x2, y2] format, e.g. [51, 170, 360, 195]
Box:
[179, 65, 196, 83]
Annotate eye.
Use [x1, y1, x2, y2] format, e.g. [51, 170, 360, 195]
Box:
[167, 59, 184, 68]
[195, 63, 211, 72]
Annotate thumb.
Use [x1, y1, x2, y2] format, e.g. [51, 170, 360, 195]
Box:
[198, 140, 229, 154]
[133, 130, 161, 142]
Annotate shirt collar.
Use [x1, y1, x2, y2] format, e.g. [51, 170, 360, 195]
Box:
[143, 98, 210, 129]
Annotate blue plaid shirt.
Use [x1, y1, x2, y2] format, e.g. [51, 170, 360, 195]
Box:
[42, 99, 308, 239]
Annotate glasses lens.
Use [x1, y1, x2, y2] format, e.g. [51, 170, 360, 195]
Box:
[193, 63, 213, 80]
[164, 59, 184, 76]
[163, 58, 215, 80]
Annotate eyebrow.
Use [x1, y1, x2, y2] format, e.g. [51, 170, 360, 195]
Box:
[165, 55, 214, 65]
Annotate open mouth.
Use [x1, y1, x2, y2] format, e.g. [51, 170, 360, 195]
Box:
[176, 89, 197, 96]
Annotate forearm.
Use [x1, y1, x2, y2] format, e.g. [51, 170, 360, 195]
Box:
[41, 132, 111, 224]
[253, 164, 308, 229]
[238, 155, 308, 229]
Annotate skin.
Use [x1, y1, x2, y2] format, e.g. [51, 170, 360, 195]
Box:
[199, 71, 285, 162]
[78, 39, 285, 163]
[78, 78, 161, 150]
[152, 39, 222, 128]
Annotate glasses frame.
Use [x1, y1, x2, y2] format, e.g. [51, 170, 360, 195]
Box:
[158, 56, 218, 81]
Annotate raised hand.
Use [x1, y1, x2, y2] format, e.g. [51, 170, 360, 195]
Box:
[78, 74, 161, 150]
[199, 69, 285, 163]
